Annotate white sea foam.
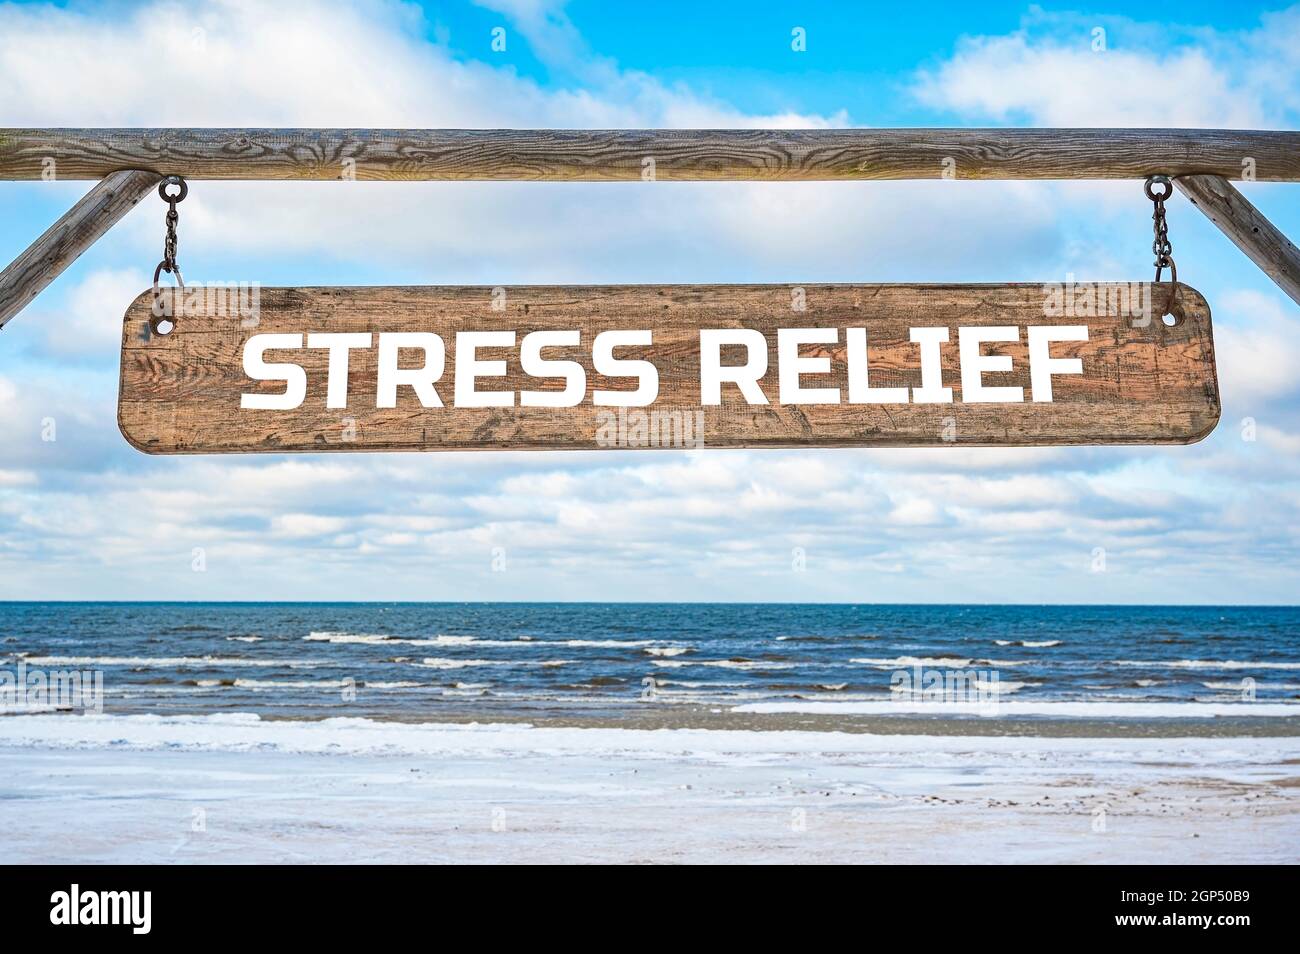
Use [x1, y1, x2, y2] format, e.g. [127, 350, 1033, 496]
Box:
[1115, 659, 1300, 671]
[652, 659, 797, 670]
[226, 637, 263, 643]
[851, 656, 972, 668]
[733, 700, 1300, 717]
[417, 658, 572, 670]
[973, 679, 1031, 693]
[20, 655, 315, 668]
[643, 647, 690, 657]
[231, 678, 359, 689]
[0, 712, 1297, 761]
[306, 631, 657, 649]
[994, 640, 1062, 647]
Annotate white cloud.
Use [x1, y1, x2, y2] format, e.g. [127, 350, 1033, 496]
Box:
[912, 8, 1300, 127]
[0, 1, 1298, 602]
[28, 267, 147, 358]
[1214, 289, 1300, 405]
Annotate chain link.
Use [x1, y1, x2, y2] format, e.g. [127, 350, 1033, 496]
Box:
[1144, 175, 1176, 283]
[150, 176, 188, 335]
[154, 175, 187, 283]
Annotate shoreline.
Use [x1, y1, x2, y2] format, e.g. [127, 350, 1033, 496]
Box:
[8, 704, 1298, 738]
[3, 712, 1297, 864]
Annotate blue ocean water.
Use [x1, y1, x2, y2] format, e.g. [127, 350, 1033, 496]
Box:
[1, 602, 1297, 719]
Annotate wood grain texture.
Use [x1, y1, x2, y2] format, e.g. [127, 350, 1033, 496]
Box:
[5, 128, 1300, 181]
[1176, 174, 1300, 306]
[118, 283, 1220, 454]
[0, 169, 159, 329]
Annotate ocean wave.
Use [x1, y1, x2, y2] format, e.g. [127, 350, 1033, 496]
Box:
[226, 637, 263, 643]
[851, 656, 972, 668]
[775, 634, 879, 643]
[643, 647, 690, 657]
[733, 700, 1300, 718]
[416, 658, 572, 670]
[232, 678, 354, 689]
[307, 631, 657, 649]
[974, 679, 1035, 694]
[994, 639, 1062, 648]
[19, 655, 316, 669]
[307, 632, 459, 646]
[890, 677, 1035, 695]
[651, 659, 798, 670]
[3, 712, 1299, 760]
[1114, 659, 1300, 671]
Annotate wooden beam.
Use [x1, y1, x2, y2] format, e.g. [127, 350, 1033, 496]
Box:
[0, 170, 160, 330]
[1175, 174, 1300, 307]
[2, 128, 1298, 182]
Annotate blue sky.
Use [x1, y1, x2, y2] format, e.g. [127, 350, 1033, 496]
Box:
[1, 0, 1299, 603]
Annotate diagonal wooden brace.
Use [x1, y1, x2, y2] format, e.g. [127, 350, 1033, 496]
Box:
[1175, 174, 1300, 307]
[0, 169, 160, 330]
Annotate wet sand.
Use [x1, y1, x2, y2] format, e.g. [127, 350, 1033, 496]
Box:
[2, 712, 1297, 863]
[245, 705, 1300, 738]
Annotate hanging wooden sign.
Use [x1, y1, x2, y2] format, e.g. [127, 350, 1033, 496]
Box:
[117, 282, 1219, 453]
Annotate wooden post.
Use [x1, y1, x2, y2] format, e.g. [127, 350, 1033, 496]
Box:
[2, 128, 1299, 181]
[0, 170, 160, 330]
[1175, 174, 1300, 307]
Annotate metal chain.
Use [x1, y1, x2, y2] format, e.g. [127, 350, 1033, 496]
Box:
[153, 175, 188, 286]
[150, 176, 188, 334]
[1144, 175, 1176, 283]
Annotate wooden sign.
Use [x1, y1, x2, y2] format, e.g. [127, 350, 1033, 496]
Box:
[118, 283, 1219, 453]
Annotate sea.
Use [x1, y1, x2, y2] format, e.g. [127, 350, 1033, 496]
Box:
[2, 602, 1298, 724]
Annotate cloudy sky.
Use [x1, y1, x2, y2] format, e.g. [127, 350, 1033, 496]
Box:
[1, 0, 1299, 603]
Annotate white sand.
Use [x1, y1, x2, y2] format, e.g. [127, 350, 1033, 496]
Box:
[1, 713, 1297, 864]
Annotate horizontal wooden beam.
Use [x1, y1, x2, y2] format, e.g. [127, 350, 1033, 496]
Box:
[1175, 174, 1300, 307]
[2, 128, 1299, 182]
[0, 169, 160, 330]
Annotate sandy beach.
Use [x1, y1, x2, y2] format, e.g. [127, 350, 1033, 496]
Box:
[2, 712, 1297, 864]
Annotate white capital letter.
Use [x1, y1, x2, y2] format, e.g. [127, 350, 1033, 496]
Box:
[847, 327, 908, 404]
[909, 328, 953, 403]
[241, 333, 306, 410]
[455, 331, 516, 408]
[700, 329, 768, 405]
[1028, 325, 1088, 402]
[593, 330, 657, 407]
[307, 332, 372, 409]
[959, 326, 1023, 403]
[377, 332, 444, 408]
[778, 328, 840, 405]
[520, 330, 585, 408]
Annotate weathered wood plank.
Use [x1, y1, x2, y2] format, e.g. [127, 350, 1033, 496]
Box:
[0, 170, 159, 329]
[5, 128, 1299, 181]
[118, 283, 1219, 453]
[1175, 174, 1300, 307]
